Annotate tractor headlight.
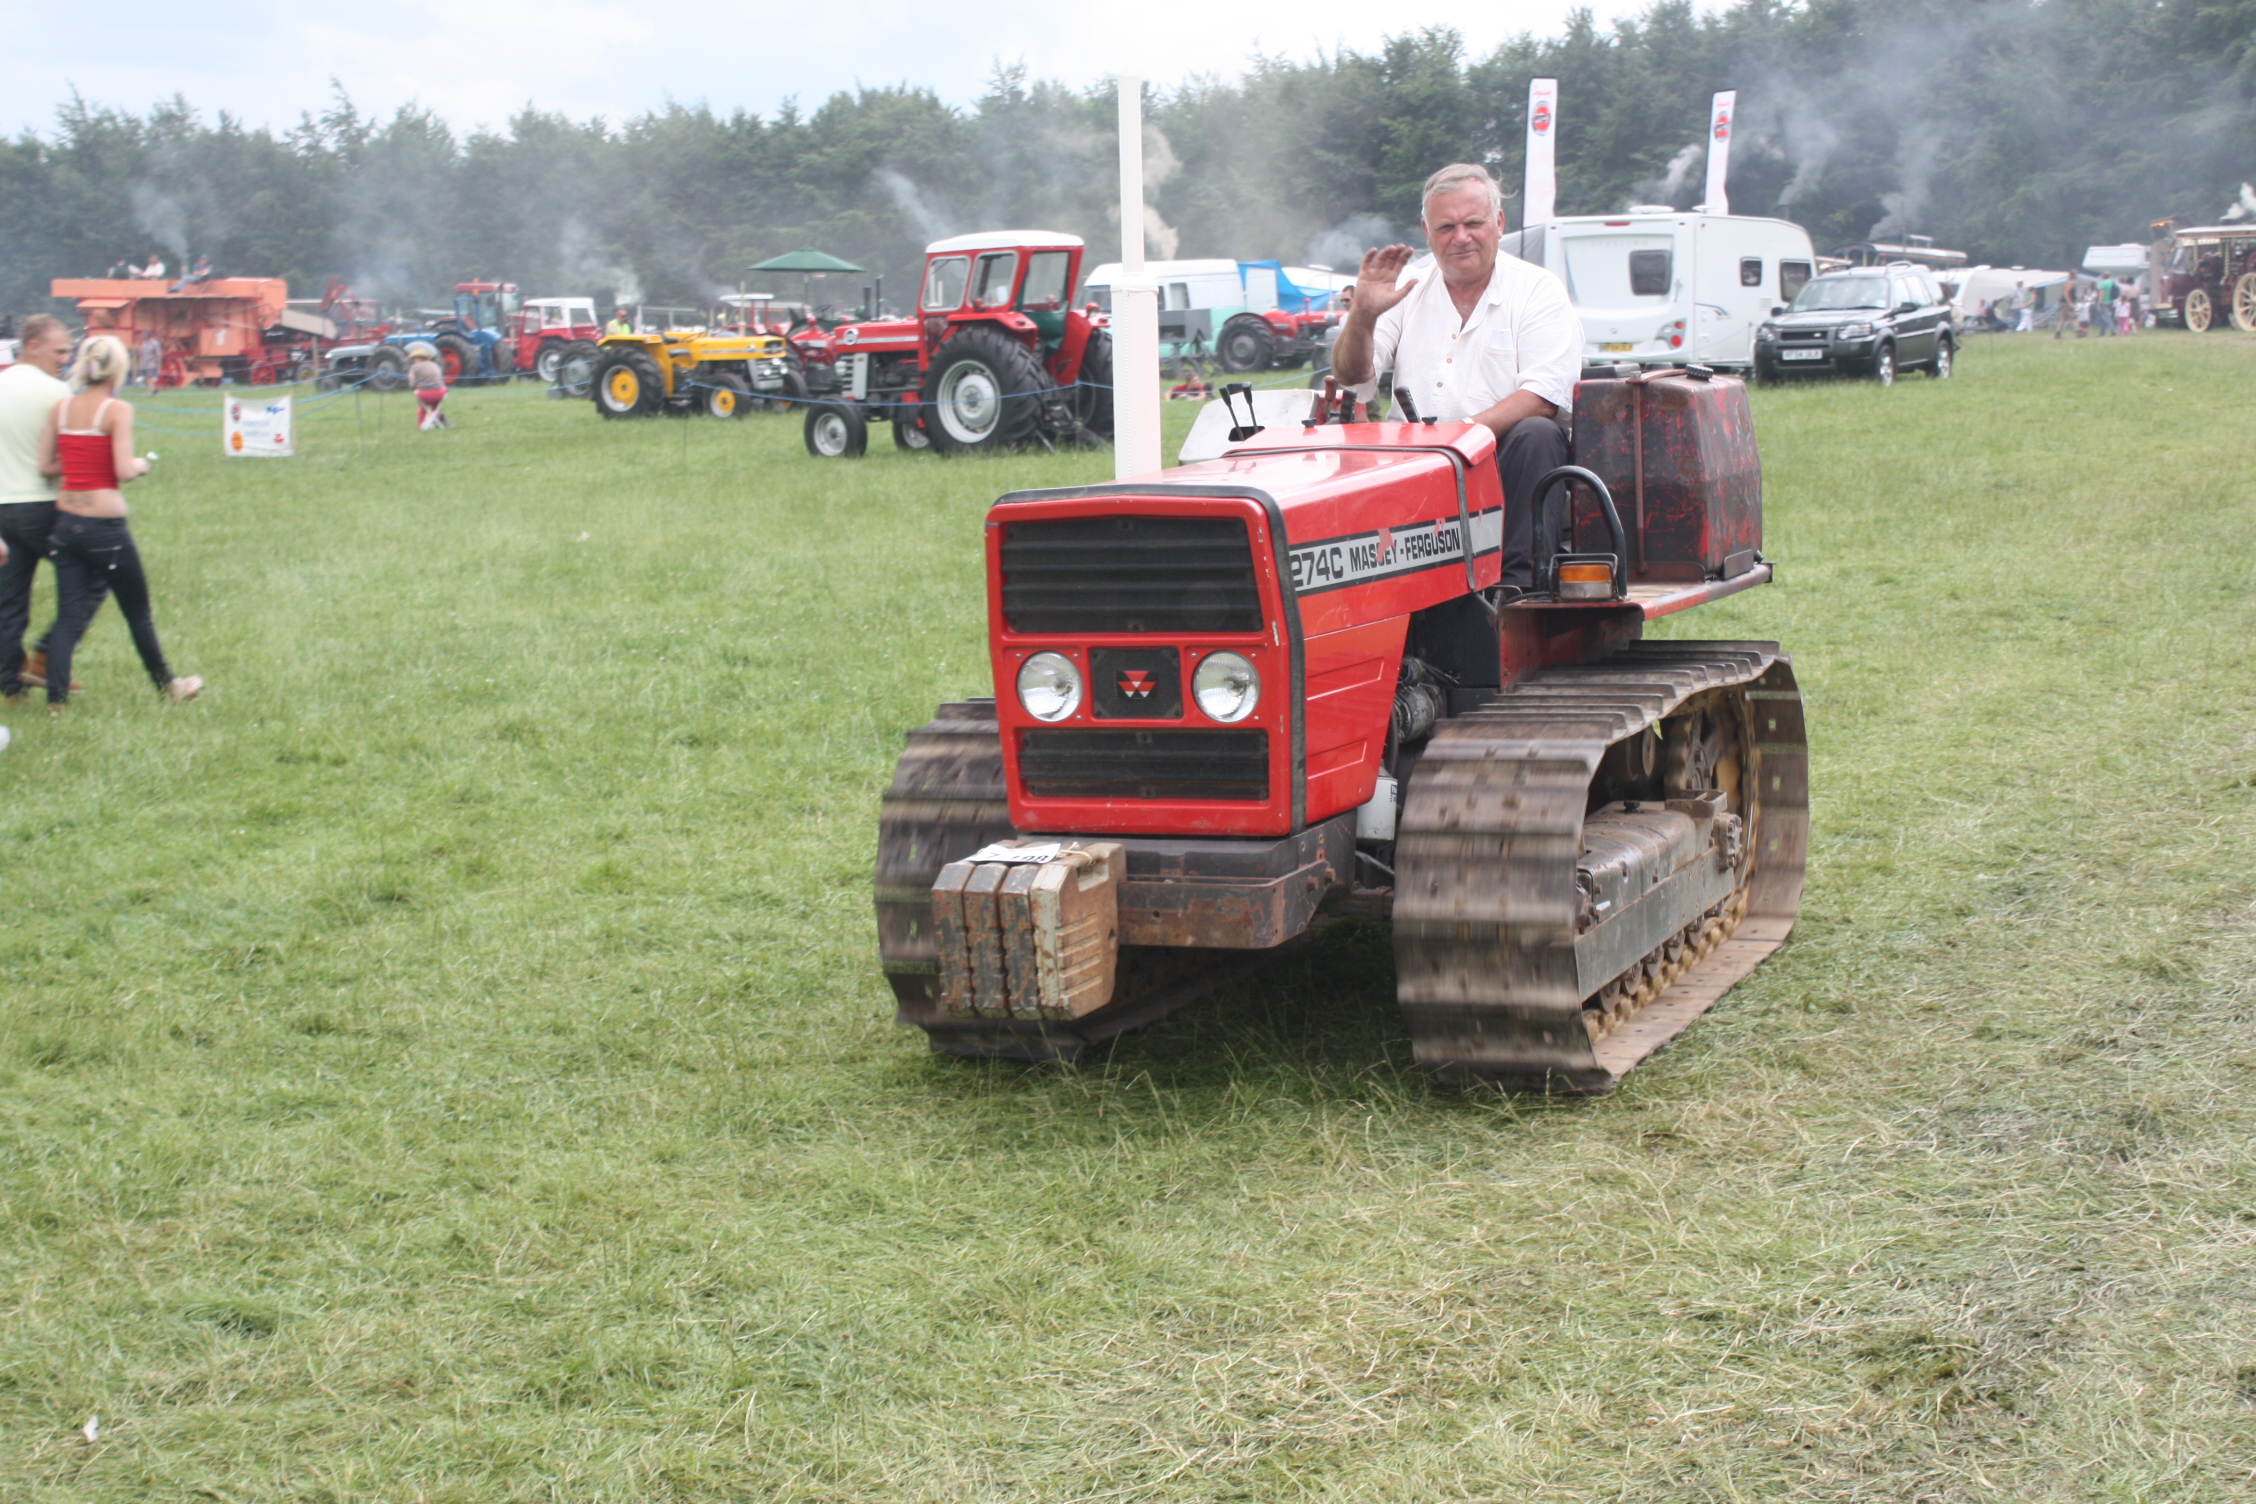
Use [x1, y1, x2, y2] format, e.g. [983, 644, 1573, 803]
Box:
[1017, 652, 1082, 721]
[1192, 652, 1261, 723]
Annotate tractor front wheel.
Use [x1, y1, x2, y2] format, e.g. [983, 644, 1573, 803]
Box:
[805, 403, 869, 458]
[554, 341, 599, 397]
[367, 347, 410, 392]
[1217, 316, 1276, 373]
[703, 372, 749, 418]
[594, 350, 664, 418]
[1072, 329, 1115, 442]
[893, 408, 931, 450]
[534, 341, 569, 384]
[922, 326, 1045, 454]
[435, 334, 479, 385]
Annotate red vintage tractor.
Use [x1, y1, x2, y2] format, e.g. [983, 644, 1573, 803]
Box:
[799, 232, 1112, 459]
[874, 369, 1807, 1092]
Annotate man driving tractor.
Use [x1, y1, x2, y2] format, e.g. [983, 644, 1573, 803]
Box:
[1330, 161, 1583, 592]
[605, 308, 633, 338]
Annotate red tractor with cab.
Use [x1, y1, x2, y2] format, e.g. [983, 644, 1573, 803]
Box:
[800, 232, 1113, 458]
[875, 368, 1807, 1093]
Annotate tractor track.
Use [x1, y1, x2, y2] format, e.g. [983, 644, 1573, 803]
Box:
[874, 643, 1806, 1081]
[1393, 641, 1807, 1091]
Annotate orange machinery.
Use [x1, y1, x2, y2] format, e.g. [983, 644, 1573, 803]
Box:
[50, 278, 338, 387]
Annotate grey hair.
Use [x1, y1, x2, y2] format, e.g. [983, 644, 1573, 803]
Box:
[71, 334, 131, 390]
[1420, 163, 1504, 220]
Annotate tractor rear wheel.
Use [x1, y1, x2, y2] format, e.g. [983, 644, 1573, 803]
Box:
[435, 334, 479, 385]
[594, 350, 663, 418]
[487, 339, 516, 382]
[2232, 273, 2256, 333]
[702, 372, 749, 418]
[1217, 316, 1275, 373]
[2185, 287, 2214, 332]
[1072, 329, 1114, 442]
[367, 346, 410, 392]
[922, 326, 1046, 454]
[805, 403, 869, 458]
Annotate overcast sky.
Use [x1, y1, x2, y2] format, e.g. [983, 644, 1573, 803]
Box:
[11, 0, 1677, 138]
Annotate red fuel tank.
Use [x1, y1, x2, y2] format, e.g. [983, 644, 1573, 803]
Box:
[1568, 370, 1762, 583]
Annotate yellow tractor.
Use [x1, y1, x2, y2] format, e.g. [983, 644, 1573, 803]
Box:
[589, 325, 797, 418]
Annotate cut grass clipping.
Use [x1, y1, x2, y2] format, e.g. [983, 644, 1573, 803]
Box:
[3, 335, 2254, 1502]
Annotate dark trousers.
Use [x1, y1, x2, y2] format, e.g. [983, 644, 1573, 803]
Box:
[0, 500, 57, 695]
[1496, 415, 1571, 590]
[45, 513, 172, 705]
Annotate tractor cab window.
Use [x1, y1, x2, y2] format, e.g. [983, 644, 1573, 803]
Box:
[1020, 250, 1071, 311]
[923, 256, 970, 311]
[971, 252, 1019, 309]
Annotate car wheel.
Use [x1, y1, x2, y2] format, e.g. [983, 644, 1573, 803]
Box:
[1873, 343, 1895, 386]
[805, 403, 869, 458]
[1930, 338, 1953, 379]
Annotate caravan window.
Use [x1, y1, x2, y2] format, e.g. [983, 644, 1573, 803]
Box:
[1740, 257, 1764, 287]
[1628, 249, 1672, 296]
[1167, 283, 1190, 310]
[1779, 261, 1813, 301]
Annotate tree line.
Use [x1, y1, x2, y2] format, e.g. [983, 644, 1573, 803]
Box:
[2, 0, 2248, 320]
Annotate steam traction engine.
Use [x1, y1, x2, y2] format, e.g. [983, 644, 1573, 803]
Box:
[875, 370, 1807, 1091]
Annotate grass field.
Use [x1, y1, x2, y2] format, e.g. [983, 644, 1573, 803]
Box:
[3, 333, 2254, 1502]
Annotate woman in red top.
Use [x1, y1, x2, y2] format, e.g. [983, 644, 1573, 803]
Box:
[34, 335, 201, 713]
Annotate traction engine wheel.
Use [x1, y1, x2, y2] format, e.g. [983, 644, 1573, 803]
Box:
[1216, 316, 1276, 373]
[594, 350, 663, 418]
[921, 327, 1046, 454]
[2185, 287, 2214, 332]
[434, 333, 478, 385]
[2232, 273, 2256, 333]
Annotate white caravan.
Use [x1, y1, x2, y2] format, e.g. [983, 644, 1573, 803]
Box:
[1499, 209, 1819, 370]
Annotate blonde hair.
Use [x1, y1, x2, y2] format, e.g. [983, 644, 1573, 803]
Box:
[72, 334, 131, 391]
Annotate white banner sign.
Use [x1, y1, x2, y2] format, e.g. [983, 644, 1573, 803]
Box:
[1705, 90, 1737, 216]
[1524, 78, 1559, 227]
[223, 394, 294, 458]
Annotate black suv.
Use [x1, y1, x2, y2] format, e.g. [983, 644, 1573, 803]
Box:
[1754, 264, 1955, 385]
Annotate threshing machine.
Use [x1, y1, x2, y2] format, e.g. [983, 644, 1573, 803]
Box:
[51, 278, 337, 387]
[875, 368, 1807, 1092]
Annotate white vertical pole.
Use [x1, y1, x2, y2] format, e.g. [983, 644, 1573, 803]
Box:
[1112, 76, 1162, 478]
[1704, 90, 1737, 216]
[1523, 78, 1558, 228]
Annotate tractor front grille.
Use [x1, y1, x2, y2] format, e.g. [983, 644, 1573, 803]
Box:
[1018, 729, 1270, 801]
[1001, 516, 1263, 634]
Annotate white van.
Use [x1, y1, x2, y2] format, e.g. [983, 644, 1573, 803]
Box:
[1500, 210, 1819, 371]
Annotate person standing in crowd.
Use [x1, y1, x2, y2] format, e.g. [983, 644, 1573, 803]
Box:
[32, 335, 202, 714]
[2120, 288, 2139, 334]
[0, 314, 72, 703]
[2095, 275, 2117, 337]
[406, 343, 451, 430]
[136, 331, 164, 390]
[2014, 282, 2033, 332]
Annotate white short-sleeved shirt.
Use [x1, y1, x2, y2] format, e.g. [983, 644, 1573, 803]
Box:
[1350, 251, 1584, 421]
[0, 362, 69, 505]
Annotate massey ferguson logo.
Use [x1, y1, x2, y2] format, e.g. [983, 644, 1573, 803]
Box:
[1289, 507, 1505, 595]
[1117, 670, 1155, 700]
[1713, 111, 1731, 140]
[1531, 103, 1552, 135]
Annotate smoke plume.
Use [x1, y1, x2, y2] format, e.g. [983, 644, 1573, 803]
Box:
[875, 169, 959, 242]
[558, 217, 642, 307]
[1632, 143, 1705, 209]
[1304, 214, 1396, 270]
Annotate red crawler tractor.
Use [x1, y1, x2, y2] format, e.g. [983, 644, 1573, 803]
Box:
[875, 368, 1807, 1091]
